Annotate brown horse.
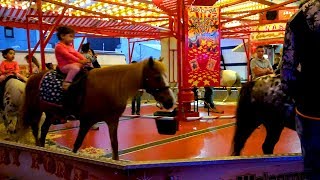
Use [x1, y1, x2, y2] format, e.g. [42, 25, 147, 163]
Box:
[19, 57, 175, 160]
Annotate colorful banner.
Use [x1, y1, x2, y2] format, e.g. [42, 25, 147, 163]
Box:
[185, 6, 220, 87]
[250, 23, 286, 42]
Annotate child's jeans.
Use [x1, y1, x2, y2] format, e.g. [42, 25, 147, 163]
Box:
[60, 63, 82, 82]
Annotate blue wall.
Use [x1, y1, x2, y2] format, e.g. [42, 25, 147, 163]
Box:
[0, 26, 38, 50]
[87, 38, 120, 51]
[117, 38, 161, 63]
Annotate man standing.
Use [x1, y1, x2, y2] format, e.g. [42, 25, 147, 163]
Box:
[250, 46, 273, 80]
[131, 61, 143, 115]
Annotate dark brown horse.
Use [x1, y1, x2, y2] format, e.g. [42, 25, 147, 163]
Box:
[231, 74, 296, 156]
[19, 57, 175, 160]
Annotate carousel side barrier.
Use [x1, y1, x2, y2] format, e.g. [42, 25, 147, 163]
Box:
[0, 139, 304, 179]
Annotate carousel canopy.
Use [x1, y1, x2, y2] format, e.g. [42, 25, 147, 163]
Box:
[0, 0, 300, 39]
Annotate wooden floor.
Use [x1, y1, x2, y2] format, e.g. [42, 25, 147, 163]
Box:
[46, 102, 301, 161]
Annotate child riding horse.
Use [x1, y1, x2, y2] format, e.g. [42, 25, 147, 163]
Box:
[19, 57, 175, 160]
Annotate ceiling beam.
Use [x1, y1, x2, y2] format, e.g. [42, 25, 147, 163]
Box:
[250, 0, 275, 6]
[222, 6, 298, 15]
[221, 20, 288, 31]
[95, 0, 163, 14]
[41, 0, 159, 30]
[222, 0, 299, 23]
[219, 0, 249, 8]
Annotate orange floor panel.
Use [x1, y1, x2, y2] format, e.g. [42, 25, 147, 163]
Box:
[47, 103, 301, 161]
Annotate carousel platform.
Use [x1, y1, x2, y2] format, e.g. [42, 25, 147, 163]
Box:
[0, 103, 304, 179]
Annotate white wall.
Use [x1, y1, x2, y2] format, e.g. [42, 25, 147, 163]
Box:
[161, 37, 177, 82]
[221, 38, 248, 80]
[221, 48, 248, 80]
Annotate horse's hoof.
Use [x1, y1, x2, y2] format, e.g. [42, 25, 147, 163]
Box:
[210, 108, 224, 114]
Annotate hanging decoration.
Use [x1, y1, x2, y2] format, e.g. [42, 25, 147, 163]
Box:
[185, 6, 221, 87]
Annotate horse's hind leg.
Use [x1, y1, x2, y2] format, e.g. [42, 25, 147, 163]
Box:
[262, 122, 284, 154]
[232, 116, 261, 156]
[107, 118, 120, 160]
[39, 113, 52, 147]
[73, 119, 91, 153]
[30, 112, 43, 146]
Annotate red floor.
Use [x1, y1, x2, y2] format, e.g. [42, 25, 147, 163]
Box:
[47, 103, 301, 161]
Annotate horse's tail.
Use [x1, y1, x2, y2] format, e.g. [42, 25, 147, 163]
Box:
[236, 81, 255, 116]
[232, 81, 256, 155]
[19, 72, 46, 129]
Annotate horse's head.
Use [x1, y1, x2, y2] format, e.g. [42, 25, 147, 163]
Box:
[142, 57, 175, 109]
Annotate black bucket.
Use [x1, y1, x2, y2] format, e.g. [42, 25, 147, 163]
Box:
[154, 108, 178, 135]
[155, 118, 178, 135]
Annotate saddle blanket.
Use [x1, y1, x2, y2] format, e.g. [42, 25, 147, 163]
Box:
[40, 71, 64, 105]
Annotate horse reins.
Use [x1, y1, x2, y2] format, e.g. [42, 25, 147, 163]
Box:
[143, 77, 170, 95]
[295, 108, 320, 121]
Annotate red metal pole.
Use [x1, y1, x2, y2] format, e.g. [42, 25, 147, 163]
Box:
[128, 38, 131, 63]
[30, 28, 50, 57]
[172, 50, 176, 82]
[43, 7, 68, 47]
[26, 16, 33, 74]
[168, 37, 171, 82]
[129, 42, 135, 63]
[176, 0, 183, 122]
[78, 37, 86, 52]
[243, 38, 251, 81]
[37, 0, 46, 71]
[218, 7, 222, 85]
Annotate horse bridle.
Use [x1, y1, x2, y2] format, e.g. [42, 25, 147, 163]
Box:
[143, 77, 170, 95]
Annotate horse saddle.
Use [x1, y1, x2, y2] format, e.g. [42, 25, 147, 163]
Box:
[0, 75, 21, 109]
[39, 67, 92, 114]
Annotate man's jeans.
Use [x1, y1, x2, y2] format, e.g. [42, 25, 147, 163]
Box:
[132, 94, 142, 115]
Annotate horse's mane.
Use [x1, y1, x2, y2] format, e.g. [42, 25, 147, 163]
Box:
[88, 58, 166, 103]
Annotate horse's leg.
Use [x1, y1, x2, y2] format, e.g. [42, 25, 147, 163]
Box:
[39, 113, 52, 147]
[232, 116, 261, 156]
[222, 87, 232, 102]
[107, 117, 120, 160]
[30, 112, 44, 146]
[73, 119, 91, 153]
[262, 122, 284, 154]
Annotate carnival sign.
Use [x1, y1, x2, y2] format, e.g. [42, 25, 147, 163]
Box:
[250, 23, 286, 41]
[251, 31, 285, 41]
[250, 23, 286, 32]
[185, 6, 220, 87]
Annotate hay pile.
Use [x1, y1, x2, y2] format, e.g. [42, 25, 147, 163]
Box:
[0, 123, 35, 145]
